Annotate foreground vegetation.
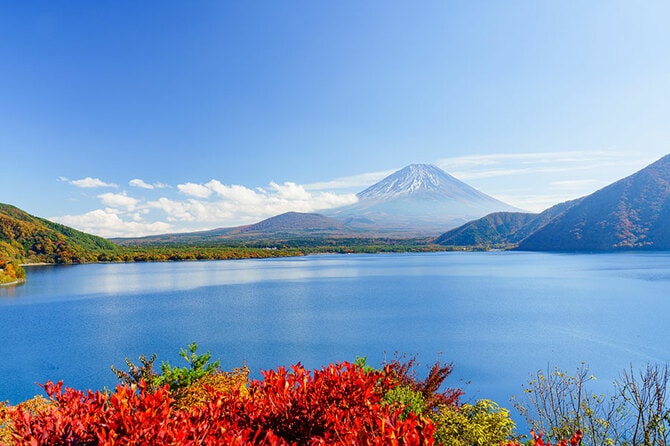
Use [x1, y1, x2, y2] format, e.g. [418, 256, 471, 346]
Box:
[2, 347, 668, 445]
[0, 344, 592, 445]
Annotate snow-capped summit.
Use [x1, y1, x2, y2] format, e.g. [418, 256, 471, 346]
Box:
[325, 163, 521, 236]
[357, 163, 500, 202]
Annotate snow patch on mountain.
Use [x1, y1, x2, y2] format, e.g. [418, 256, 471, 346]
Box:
[356, 164, 503, 203]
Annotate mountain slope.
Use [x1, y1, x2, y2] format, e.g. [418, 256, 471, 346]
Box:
[433, 212, 538, 247]
[435, 154, 670, 251]
[325, 164, 521, 235]
[519, 154, 670, 250]
[112, 212, 351, 245]
[228, 212, 347, 236]
[433, 199, 583, 247]
[0, 203, 117, 264]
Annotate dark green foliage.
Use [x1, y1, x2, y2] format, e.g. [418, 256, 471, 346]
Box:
[354, 356, 375, 373]
[154, 342, 220, 392]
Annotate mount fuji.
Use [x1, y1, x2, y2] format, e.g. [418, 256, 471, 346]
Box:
[113, 164, 522, 244]
[324, 164, 521, 235]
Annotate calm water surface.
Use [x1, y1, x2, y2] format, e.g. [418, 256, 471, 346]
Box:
[1, 251, 669, 422]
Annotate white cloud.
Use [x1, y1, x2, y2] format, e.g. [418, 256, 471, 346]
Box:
[98, 192, 139, 211]
[69, 177, 118, 188]
[178, 182, 213, 198]
[129, 179, 153, 189]
[269, 181, 311, 201]
[157, 180, 358, 226]
[436, 150, 656, 180]
[304, 169, 396, 191]
[52, 177, 359, 237]
[206, 181, 265, 205]
[51, 210, 173, 238]
[146, 197, 197, 222]
[129, 179, 169, 189]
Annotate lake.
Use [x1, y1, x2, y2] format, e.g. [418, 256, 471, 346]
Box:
[1, 251, 669, 426]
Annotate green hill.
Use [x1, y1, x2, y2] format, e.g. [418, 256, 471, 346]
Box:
[0, 203, 118, 283]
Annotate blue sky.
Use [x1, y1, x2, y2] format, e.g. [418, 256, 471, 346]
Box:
[2, 1, 670, 237]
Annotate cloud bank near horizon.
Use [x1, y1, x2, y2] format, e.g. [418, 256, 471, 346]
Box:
[51, 150, 664, 238]
[53, 178, 358, 238]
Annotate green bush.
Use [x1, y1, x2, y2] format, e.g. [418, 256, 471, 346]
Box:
[111, 342, 220, 394]
[153, 342, 220, 391]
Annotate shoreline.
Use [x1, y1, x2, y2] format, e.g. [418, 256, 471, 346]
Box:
[0, 278, 26, 287]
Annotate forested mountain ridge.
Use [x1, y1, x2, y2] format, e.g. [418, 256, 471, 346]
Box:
[435, 154, 670, 251]
[0, 203, 117, 280]
[519, 153, 670, 250]
[433, 199, 583, 248]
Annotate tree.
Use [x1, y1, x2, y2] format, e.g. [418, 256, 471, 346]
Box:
[613, 363, 670, 445]
[513, 362, 670, 446]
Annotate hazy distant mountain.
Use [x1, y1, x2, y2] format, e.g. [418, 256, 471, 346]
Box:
[112, 212, 350, 245]
[325, 164, 521, 235]
[435, 154, 670, 251]
[226, 212, 348, 237]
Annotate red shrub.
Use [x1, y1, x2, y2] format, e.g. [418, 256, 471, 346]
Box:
[382, 355, 463, 410]
[503, 429, 583, 446]
[8, 362, 435, 445]
[174, 362, 435, 445]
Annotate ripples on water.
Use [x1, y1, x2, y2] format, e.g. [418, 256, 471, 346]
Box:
[2, 252, 669, 428]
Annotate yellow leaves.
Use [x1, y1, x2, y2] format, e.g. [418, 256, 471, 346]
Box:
[0, 395, 52, 444]
[171, 366, 250, 411]
[432, 399, 516, 446]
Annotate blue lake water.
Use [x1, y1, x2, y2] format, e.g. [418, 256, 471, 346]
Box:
[1, 251, 669, 426]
